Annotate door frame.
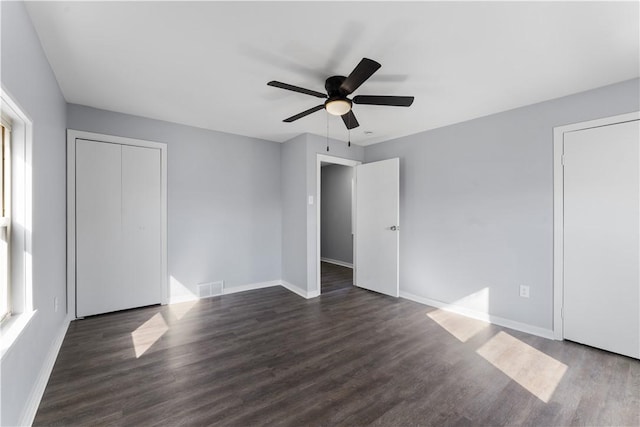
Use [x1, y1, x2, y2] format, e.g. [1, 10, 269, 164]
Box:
[552, 111, 639, 340]
[67, 129, 168, 319]
[316, 154, 361, 294]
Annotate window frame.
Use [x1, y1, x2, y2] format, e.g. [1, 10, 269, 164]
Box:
[1, 87, 35, 360]
[1, 118, 12, 322]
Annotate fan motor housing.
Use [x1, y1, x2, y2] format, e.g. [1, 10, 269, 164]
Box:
[325, 75, 347, 98]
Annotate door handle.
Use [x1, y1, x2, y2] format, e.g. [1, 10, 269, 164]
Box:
[390, 225, 399, 231]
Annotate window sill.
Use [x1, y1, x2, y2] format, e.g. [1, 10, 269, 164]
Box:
[1, 309, 37, 360]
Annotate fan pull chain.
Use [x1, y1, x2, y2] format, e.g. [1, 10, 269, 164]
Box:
[326, 113, 330, 152]
[348, 114, 351, 147]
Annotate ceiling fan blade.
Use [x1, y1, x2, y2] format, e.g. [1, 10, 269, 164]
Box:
[339, 58, 381, 95]
[283, 105, 325, 122]
[341, 110, 360, 130]
[353, 95, 414, 107]
[268, 81, 327, 98]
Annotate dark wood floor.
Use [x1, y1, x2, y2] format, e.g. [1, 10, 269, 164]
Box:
[321, 261, 353, 294]
[35, 271, 638, 426]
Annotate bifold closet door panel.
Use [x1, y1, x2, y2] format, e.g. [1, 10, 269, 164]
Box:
[76, 140, 123, 317]
[121, 145, 162, 308]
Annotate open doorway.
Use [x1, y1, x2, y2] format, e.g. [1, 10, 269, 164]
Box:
[320, 163, 354, 293]
[316, 154, 361, 294]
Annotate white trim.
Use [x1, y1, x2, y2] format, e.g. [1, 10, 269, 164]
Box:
[19, 318, 70, 427]
[1, 87, 34, 326]
[307, 289, 321, 298]
[223, 280, 281, 295]
[320, 257, 353, 269]
[0, 309, 36, 360]
[0, 114, 12, 130]
[316, 154, 360, 297]
[168, 294, 200, 305]
[281, 280, 318, 299]
[168, 280, 316, 304]
[66, 129, 169, 319]
[66, 134, 76, 318]
[169, 280, 281, 304]
[552, 111, 640, 340]
[318, 154, 360, 168]
[400, 291, 555, 340]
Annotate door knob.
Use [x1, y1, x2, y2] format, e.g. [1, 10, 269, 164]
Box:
[390, 225, 399, 231]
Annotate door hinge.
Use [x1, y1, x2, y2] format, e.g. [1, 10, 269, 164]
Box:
[561, 154, 565, 166]
[560, 307, 564, 319]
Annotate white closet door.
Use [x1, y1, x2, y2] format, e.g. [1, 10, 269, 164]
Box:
[76, 140, 123, 317]
[563, 120, 639, 359]
[121, 145, 162, 309]
[76, 140, 162, 317]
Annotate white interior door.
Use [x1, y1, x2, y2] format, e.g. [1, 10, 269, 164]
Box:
[563, 119, 639, 359]
[76, 140, 123, 317]
[355, 158, 399, 297]
[121, 145, 162, 309]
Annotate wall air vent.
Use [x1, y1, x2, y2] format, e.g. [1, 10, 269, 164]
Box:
[197, 281, 224, 299]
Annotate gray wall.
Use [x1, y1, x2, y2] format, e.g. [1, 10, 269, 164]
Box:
[1, 2, 68, 425]
[365, 78, 640, 331]
[67, 104, 282, 299]
[321, 165, 353, 264]
[280, 133, 364, 292]
[280, 134, 308, 290]
[3, 3, 638, 421]
[306, 134, 364, 292]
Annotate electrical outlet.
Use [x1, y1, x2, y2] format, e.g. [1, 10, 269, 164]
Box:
[519, 285, 530, 298]
[54, 297, 59, 312]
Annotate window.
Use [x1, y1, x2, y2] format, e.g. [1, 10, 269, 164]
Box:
[0, 89, 33, 357]
[0, 120, 10, 321]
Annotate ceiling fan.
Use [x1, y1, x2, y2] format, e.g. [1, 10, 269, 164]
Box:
[267, 58, 414, 130]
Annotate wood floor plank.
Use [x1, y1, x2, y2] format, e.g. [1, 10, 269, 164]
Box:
[34, 263, 640, 426]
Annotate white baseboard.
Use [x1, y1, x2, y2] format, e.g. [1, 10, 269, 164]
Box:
[280, 280, 320, 299]
[169, 280, 281, 304]
[280, 280, 309, 298]
[320, 257, 353, 269]
[400, 291, 555, 340]
[224, 280, 281, 295]
[20, 318, 70, 426]
[168, 280, 318, 303]
[168, 294, 199, 304]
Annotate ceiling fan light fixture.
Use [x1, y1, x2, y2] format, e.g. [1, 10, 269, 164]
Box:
[269, 58, 414, 128]
[325, 98, 352, 116]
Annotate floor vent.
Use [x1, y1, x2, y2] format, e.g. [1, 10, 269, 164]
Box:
[197, 281, 224, 299]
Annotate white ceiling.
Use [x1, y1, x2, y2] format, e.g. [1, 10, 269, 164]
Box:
[25, 1, 639, 146]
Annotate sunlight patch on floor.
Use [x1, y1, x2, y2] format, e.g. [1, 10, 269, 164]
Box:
[427, 309, 489, 342]
[131, 313, 169, 358]
[476, 331, 567, 403]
